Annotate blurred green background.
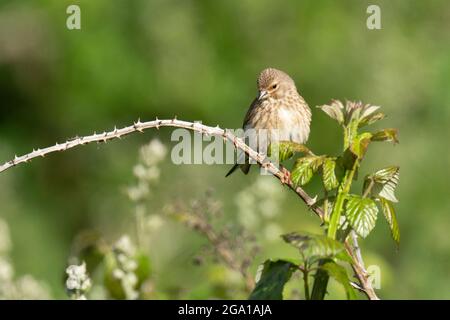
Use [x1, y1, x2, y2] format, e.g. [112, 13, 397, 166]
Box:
[0, 0, 449, 299]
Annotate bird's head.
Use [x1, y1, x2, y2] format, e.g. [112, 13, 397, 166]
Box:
[257, 68, 297, 101]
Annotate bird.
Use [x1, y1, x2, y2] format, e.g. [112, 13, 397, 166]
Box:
[225, 67, 311, 178]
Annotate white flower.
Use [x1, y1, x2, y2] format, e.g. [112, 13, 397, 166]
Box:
[146, 214, 164, 231]
[259, 199, 279, 218]
[65, 262, 91, 295]
[114, 235, 136, 256]
[140, 139, 167, 166]
[264, 223, 283, 242]
[145, 166, 160, 181]
[112, 268, 125, 279]
[254, 177, 281, 197]
[15, 275, 51, 299]
[122, 259, 138, 273]
[238, 207, 259, 230]
[133, 164, 148, 180]
[66, 278, 79, 290]
[121, 272, 139, 300]
[123, 272, 138, 287]
[126, 182, 150, 202]
[0, 258, 14, 281]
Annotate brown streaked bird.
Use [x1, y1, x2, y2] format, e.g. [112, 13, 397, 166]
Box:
[226, 67, 311, 177]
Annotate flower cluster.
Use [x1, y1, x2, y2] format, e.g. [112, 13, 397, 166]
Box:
[235, 176, 285, 241]
[126, 139, 168, 247]
[65, 262, 91, 300]
[0, 218, 50, 299]
[110, 236, 139, 300]
[126, 139, 167, 202]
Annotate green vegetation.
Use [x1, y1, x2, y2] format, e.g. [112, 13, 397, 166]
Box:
[0, 0, 449, 299]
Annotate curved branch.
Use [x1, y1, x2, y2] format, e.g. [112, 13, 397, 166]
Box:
[0, 118, 323, 219]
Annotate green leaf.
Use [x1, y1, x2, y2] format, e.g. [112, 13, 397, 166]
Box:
[317, 100, 345, 124]
[371, 128, 399, 144]
[321, 262, 358, 300]
[322, 158, 339, 191]
[249, 260, 296, 300]
[291, 156, 325, 186]
[350, 132, 373, 159]
[379, 197, 400, 246]
[318, 100, 382, 128]
[345, 195, 378, 238]
[134, 252, 152, 287]
[282, 232, 351, 263]
[364, 166, 399, 202]
[359, 112, 385, 127]
[359, 105, 380, 120]
[346, 102, 380, 126]
[268, 141, 311, 162]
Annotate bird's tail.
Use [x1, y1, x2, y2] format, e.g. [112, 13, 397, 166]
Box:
[225, 163, 251, 177]
[225, 164, 240, 177]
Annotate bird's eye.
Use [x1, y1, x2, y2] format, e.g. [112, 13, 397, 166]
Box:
[271, 84, 278, 90]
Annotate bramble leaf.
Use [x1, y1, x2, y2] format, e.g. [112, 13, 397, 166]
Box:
[378, 197, 400, 246]
[317, 100, 345, 124]
[371, 128, 399, 144]
[291, 156, 325, 186]
[282, 232, 352, 263]
[322, 158, 339, 191]
[350, 132, 373, 159]
[364, 166, 399, 202]
[318, 100, 382, 128]
[321, 261, 358, 300]
[268, 141, 311, 162]
[345, 195, 378, 238]
[249, 260, 296, 300]
[359, 112, 385, 127]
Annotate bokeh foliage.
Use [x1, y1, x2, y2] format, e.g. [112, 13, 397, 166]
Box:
[0, 0, 450, 298]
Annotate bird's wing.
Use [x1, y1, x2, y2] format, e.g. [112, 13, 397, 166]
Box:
[242, 97, 259, 130]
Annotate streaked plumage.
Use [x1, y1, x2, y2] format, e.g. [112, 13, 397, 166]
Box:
[226, 68, 311, 176]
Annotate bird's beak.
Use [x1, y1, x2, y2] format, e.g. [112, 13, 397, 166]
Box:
[258, 90, 268, 100]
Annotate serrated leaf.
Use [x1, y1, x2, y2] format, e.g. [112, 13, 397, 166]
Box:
[345, 195, 378, 238]
[371, 128, 399, 144]
[346, 102, 380, 126]
[249, 260, 296, 300]
[360, 105, 380, 120]
[321, 262, 358, 300]
[282, 232, 351, 263]
[379, 197, 400, 245]
[317, 100, 345, 124]
[268, 141, 311, 162]
[322, 158, 339, 191]
[344, 102, 363, 125]
[319, 100, 382, 128]
[359, 112, 385, 127]
[350, 132, 373, 159]
[291, 156, 325, 186]
[364, 166, 399, 202]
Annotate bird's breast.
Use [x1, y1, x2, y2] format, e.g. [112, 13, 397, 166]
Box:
[244, 99, 311, 144]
